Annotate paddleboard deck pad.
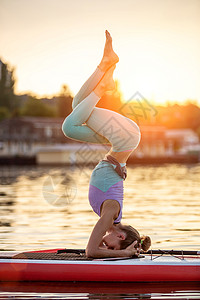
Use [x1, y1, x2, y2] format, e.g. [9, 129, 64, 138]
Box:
[0, 248, 199, 282]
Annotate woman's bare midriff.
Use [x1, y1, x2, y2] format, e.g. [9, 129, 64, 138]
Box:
[106, 149, 133, 163]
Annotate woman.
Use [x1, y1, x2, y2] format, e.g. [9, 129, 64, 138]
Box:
[62, 30, 151, 258]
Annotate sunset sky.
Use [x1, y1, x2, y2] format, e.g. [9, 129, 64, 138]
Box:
[1, 0, 200, 105]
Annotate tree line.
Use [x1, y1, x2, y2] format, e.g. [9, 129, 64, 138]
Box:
[0, 60, 73, 120]
[0, 59, 200, 138]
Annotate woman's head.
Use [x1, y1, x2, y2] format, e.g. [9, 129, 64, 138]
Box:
[119, 224, 151, 252]
[102, 230, 125, 250]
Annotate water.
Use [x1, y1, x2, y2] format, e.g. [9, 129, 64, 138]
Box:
[0, 282, 200, 299]
[0, 163, 200, 298]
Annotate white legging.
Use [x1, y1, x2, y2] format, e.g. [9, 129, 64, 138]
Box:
[62, 67, 141, 152]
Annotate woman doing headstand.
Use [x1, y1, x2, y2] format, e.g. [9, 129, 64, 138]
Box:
[62, 30, 151, 258]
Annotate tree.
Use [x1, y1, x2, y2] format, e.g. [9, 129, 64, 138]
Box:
[155, 103, 200, 130]
[0, 59, 16, 111]
[0, 106, 10, 120]
[20, 96, 57, 117]
[57, 84, 73, 118]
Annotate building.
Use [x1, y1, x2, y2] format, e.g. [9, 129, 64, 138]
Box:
[165, 129, 199, 146]
[137, 126, 167, 157]
[0, 117, 66, 157]
[0, 117, 199, 164]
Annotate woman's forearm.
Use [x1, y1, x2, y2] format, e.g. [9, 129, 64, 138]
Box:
[86, 247, 130, 258]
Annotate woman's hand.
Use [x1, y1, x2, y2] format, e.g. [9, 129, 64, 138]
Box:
[125, 240, 141, 257]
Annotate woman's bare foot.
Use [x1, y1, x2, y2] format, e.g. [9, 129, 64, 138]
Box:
[94, 65, 116, 97]
[98, 30, 119, 72]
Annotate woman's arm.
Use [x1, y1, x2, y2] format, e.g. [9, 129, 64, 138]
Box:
[86, 200, 139, 258]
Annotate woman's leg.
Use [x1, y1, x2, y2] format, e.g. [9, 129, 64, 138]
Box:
[62, 66, 116, 145]
[62, 63, 140, 153]
[62, 30, 119, 145]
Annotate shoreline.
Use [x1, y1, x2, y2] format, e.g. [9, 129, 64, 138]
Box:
[0, 154, 199, 166]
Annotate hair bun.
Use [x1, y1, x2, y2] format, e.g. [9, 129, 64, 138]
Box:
[140, 235, 151, 252]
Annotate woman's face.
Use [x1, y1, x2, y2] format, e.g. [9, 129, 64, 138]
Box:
[102, 232, 122, 250]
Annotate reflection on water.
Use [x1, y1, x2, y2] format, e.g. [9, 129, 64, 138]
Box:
[0, 282, 200, 300]
[0, 163, 200, 251]
[0, 281, 200, 299]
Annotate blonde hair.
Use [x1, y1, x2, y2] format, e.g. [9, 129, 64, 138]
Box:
[119, 224, 151, 252]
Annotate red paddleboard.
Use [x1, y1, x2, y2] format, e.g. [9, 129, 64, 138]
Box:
[0, 248, 199, 282]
